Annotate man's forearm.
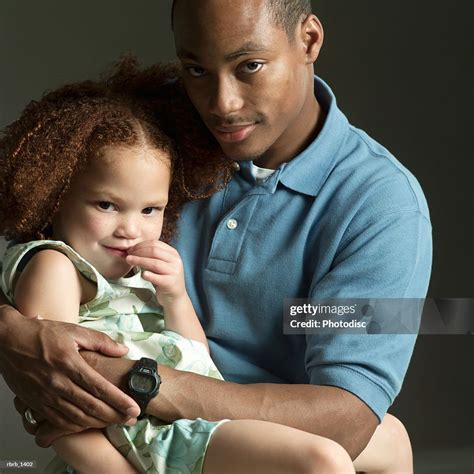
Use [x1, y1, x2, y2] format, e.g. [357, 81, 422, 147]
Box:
[0, 301, 18, 348]
[83, 352, 378, 459]
[0, 302, 13, 372]
[0, 293, 8, 306]
[157, 366, 377, 459]
[0, 286, 15, 345]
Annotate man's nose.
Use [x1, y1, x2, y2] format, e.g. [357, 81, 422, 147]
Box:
[209, 75, 244, 117]
[114, 214, 140, 239]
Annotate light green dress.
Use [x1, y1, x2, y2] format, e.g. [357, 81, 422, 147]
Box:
[1, 240, 227, 474]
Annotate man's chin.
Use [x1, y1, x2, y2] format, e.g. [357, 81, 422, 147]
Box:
[219, 141, 267, 162]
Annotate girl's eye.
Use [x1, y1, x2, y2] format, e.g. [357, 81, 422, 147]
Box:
[186, 66, 207, 78]
[142, 207, 163, 215]
[241, 61, 264, 74]
[97, 201, 115, 211]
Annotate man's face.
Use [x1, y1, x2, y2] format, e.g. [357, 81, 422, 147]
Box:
[173, 0, 315, 167]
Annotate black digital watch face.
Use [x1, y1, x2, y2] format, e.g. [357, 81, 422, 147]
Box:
[130, 373, 156, 394]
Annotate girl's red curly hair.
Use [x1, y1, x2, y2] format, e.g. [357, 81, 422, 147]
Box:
[0, 57, 233, 243]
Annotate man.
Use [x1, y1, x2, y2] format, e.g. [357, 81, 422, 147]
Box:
[0, 0, 431, 461]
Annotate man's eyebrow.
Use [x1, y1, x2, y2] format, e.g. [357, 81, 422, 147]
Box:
[224, 42, 268, 61]
[177, 48, 199, 61]
[178, 42, 269, 63]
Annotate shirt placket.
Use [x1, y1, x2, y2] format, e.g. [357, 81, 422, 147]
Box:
[206, 168, 282, 275]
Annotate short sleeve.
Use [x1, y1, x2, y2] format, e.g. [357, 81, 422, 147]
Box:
[306, 209, 432, 420]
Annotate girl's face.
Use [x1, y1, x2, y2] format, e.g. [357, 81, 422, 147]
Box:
[53, 145, 171, 280]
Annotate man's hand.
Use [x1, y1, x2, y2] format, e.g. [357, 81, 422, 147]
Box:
[0, 305, 140, 446]
[13, 351, 137, 447]
[13, 397, 82, 448]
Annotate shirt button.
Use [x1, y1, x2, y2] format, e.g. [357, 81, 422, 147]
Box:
[226, 218, 238, 230]
[232, 162, 240, 171]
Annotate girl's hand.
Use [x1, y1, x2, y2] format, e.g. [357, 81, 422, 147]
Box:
[126, 240, 186, 307]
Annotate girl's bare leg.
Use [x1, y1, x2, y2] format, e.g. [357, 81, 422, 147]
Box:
[353, 413, 413, 474]
[203, 419, 354, 474]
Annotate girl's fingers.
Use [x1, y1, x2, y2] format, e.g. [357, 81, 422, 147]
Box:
[126, 255, 175, 275]
[127, 246, 177, 263]
[141, 271, 169, 287]
[129, 240, 179, 256]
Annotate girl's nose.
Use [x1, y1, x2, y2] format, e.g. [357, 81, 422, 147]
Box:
[114, 215, 140, 239]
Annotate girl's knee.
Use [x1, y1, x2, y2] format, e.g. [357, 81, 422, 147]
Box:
[383, 414, 411, 450]
[299, 437, 354, 474]
[383, 414, 413, 465]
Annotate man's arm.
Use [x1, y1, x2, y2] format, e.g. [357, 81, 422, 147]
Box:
[55, 352, 377, 460]
[154, 365, 378, 459]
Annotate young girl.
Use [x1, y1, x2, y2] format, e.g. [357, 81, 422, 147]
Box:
[0, 59, 411, 474]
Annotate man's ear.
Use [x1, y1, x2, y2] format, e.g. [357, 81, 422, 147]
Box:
[298, 14, 324, 65]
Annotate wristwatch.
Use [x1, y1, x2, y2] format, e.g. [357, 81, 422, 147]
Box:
[127, 357, 161, 418]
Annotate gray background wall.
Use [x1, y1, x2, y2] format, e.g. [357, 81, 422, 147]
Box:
[1, 1, 472, 472]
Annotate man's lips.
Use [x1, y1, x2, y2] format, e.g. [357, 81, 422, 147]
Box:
[213, 123, 257, 143]
[103, 246, 130, 258]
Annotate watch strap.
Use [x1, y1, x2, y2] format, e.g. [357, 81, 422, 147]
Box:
[128, 357, 160, 418]
[137, 357, 157, 370]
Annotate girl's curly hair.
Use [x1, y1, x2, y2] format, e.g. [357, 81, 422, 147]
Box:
[0, 56, 233, 243]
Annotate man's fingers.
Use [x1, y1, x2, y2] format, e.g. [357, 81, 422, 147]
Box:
[45, 388, 119, 428]
[3, 318, 138, 436]
[13, 396, 27, 415]
[73, 326, 129, 358]
[14, 398, 43, 436]
[21, 413, 40, 436]
[35, 421, 74, 448]
[14, 397, 44, 422]
[65, 353, 140, 419]
[12, 351, 134, 425]
[14, 395, 91, 434]
[43, 403, 96, 432]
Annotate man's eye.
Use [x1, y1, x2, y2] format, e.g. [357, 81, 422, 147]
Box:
[97, 201, 115, 211]
[186, 66, 207, 77]
[241, 62, 264, 74]
[142, 207, 163, 215]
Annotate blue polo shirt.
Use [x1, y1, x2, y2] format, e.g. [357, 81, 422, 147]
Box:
[175, 77, 432, 421]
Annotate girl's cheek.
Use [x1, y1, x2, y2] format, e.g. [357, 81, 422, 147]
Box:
[83, 213, 111, 234]
[145, 217, 164, 240]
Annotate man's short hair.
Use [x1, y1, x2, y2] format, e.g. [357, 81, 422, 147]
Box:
[171, 0, 312, 40]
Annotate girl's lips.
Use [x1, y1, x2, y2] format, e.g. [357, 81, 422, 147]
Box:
[213, 124, 257, 143]
[104, 246, 129, 258]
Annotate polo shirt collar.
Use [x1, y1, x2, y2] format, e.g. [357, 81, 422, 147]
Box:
[278, 76, 350, 197]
